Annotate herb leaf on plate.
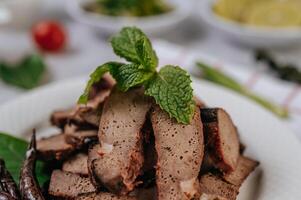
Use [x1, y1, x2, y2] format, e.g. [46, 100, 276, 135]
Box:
[0, 132, 50, 185]
[135, 37, 158, 70]
[111, 63, 155, 92]
[111, 27, 158, 70]
[78, 62, 124, 104]
[0, 54, 46, 89]
[145, 65, 195, 124]
[79, 27, 195, 124]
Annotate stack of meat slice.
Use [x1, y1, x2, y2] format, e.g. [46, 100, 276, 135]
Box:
[199, 108, 259, 200]
[36, 76, 258, 200]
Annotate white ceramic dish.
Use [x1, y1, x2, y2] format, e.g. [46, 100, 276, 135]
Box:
[0, 0, 41, 28]
[198, 0, 301, 48]
[65, 0, 193, 35]
[0, 77, 301, 199]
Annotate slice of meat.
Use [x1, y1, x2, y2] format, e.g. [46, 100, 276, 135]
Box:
[75, 192, 136, 200]
[51, 105, 102, 130]
[64, 124, 98, 147]
[151, 106, 204, 200]
[200, 174, 239, 200]
[199, 174, 239, 200]
[92, 89, 151, 195]
[201, 108, 240, 172]
[50, 108, 74, 129]
[87, 73, 116, 108]
[51, 74, 115, 129]
[62, 153, 89, 176]
[222, 156, 259, 186]
[37, 134, 75, 161]
[48, 170, 96, 199]
[87, 144, 103, 190]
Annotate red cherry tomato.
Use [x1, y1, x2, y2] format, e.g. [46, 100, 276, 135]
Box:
[32, 21, 66, 52]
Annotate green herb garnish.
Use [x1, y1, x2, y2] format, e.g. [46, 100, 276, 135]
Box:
[197, 62, 289, 118]
[84, 0, 172, 17]
[0, 54, 46, 89]
[79, 27, 195, 124]
[0, 133, 50, 185]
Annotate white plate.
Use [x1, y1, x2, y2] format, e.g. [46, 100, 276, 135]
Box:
[198, 0, 301, 48]
[65, 0, 192, 35]
[0, 77, 301, 199]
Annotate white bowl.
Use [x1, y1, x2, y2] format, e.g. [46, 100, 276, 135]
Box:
[198, 0, 301, 48]
[66, 0, 193, 35]
[0, 0, 41, 29]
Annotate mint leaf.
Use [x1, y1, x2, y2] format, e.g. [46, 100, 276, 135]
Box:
[0, 132, 50, 185]
[135, 37, 158, 70]
[111, 63, 154, 91]
[78, 62, 123, 104]
[111, 26, 158, 70]
[0, 54, 46, 89]
[111, 27, 144, 63]
[145, 65, 195, 124]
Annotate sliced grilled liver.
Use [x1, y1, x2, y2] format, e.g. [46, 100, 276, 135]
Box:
[51, 75, 114, 129]
[48, 170, 96, 199]
[37, 134, 75, 161]
[201, 108, 240, 173]
[64, 124, 98, 147]
[75, 192, 136, 200]
[62, 153, 89, 176]
[222, 156, 259, 186]
[199, 174, 239, 200]
[91, 89, 151, 195]
[151, 106, 204, 200]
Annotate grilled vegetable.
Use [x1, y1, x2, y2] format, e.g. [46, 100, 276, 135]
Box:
[19, 132, 45, 200]
[0, 160, 20, 199]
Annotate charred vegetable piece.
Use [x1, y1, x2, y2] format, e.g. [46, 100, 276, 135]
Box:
[0, 160, 20, 199]
[201, 108, 240, 173]
[0, 192, 16, 200]
[19, 132, 45, 200]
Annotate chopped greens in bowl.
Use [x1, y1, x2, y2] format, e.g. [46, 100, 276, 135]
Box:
[83, 0, 173, 17]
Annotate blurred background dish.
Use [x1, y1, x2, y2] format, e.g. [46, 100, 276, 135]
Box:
[65, 0, 193, 34]
[0, 0, 41, 29]
[198, 0, 301, 48]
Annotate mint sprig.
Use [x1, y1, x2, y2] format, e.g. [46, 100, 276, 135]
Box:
[111, 27, 158, 70]
[79, 27, 194, 124]
[145, 66, 195, 124]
